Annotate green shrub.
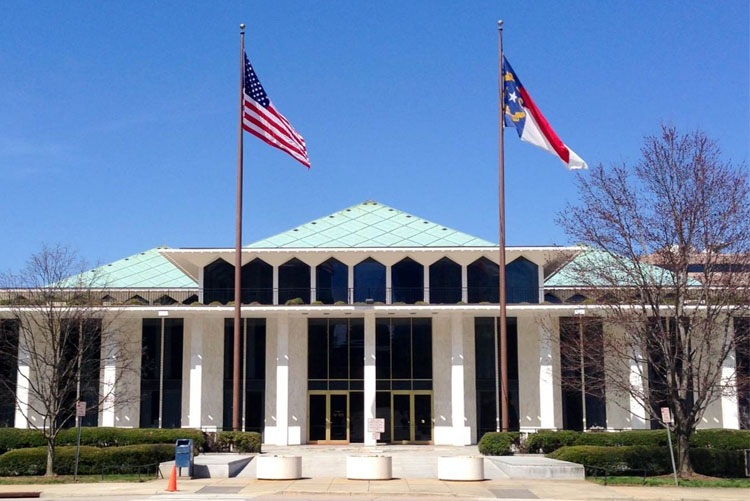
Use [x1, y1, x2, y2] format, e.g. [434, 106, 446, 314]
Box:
[0, 444, 174, 476]
[574, 430, 668, 448]
[523, 430, 580, 453]
[690, 448, 746, 478]
[549, 445, 746, 478]
[478, 432, 520, 456]
[548, 445, 671, 476]
[215, 431, 262, 453]
[0, 429, 46, 455]
[0, 428, 206, 454]
[689, 429, 750, 450]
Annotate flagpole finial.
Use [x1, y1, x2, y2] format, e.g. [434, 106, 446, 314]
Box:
[240, 23, 245, 32]
[498, 20, 503, 30]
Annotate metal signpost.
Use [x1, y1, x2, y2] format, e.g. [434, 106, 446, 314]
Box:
[661, 407, 678, 486]
[74, 401, 86, 481]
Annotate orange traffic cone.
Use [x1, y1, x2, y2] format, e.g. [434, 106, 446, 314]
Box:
[166, 465, 178, 492]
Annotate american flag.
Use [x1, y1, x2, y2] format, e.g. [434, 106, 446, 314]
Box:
[242, 53, 310, 168]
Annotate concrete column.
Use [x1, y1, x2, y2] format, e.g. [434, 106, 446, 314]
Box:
[364, 310, 377, 445]
[539, 321, 556, 429]
[187, 319, 203, 429]
[461, 265, 468, 303]
[385, 266, 392, 304]
[14, 364, 29, 429]
[423, 266, 430, 304]
[101, 362, 116, 427]
[273, 267, 279, 305]
[310, 266, 317, 303]
[629, 346, 648, 429]
[275, 316, 289, 445]
[720, 322, 739, 429]
[450, 313, 469, 445]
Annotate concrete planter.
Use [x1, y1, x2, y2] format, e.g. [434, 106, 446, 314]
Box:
[437, 456, 484, 481]
[256, 455, 302, 480]
[346, 455, 392, 480]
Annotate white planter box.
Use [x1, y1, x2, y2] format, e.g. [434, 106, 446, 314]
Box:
[346, 455, 392, 480]
[437, 456, 484, 481]
[256, 455, 302, 480]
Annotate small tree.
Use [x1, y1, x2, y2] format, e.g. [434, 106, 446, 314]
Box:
[0, 244, 136, 476]
[557, 126, 750, 477]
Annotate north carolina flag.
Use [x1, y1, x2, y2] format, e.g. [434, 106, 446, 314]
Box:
[503, 57, 587, 170]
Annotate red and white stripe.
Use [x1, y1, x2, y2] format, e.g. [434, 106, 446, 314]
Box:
[243, 95, 310, 168]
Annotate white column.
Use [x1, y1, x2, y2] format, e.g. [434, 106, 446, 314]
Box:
[273, 266, 279, 305]
[364, 310, 377, 445]
[101, 363, 117, 427]
[385, 266, 392, 303]
[450, 313, 468, 445]
[188, 322, 203, 429]
[310, 266, 317, 303]
[539, 325, 556, 429]
[720, 323, 739, 429]
[275, 316, 289, 445]
[461, 265, 468, 303]
[423, 266, 430, 304]
[14, 364, 29, 429]
[629, 347, 648, 429]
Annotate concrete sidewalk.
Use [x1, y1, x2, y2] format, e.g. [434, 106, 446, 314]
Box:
[0, 445, 747, 501]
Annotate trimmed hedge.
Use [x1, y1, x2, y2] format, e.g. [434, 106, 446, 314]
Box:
[549, 445, 746, 478]
[521, 429, 749, 454]
[0, 444, 175, 476]
[215, 431, 262, 453]
[477, 432, 520, 456]
[0, 428, 206, 455]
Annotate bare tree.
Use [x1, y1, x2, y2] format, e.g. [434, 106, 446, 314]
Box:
[557, 126, 750, 477]
[0, 244, 136, 476]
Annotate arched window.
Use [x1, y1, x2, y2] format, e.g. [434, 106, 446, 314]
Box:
[429, 257, 462, 304]
[204, 259, 234, 304]
[467, 257, 499, 303]
[506, 257, 539, 303]
[392, 257, 424, 304]
[242, 259, 273, 304]
[353, 258, 385, 303]
[278, 258, 311, 304]
[316, 258, 349, 304]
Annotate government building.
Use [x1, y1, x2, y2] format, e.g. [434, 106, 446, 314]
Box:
[1, 201, 747, 444]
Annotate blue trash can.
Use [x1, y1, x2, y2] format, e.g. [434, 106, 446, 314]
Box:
[175, 439, 194, 477]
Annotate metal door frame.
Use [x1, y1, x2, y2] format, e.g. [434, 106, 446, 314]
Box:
[390, 391, 433, 444]
[307, 391, 349, 444]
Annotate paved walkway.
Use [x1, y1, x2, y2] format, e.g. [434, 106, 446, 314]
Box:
[0, 445, 747, 500]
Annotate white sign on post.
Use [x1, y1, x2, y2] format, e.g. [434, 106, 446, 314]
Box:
[368, 418, 385, 433]
[660, 407, 672, 424]
[76, 401, 87, 418]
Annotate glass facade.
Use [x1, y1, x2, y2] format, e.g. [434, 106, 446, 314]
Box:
[203, 258, 273, 305]
[223, 319, 266, 432]
[468, 258, 499, 303]
[140, 318, 183, 428]
[57, 319, 101, 428]
[203, 259, 233, 304]
[429, 257, 462, 304]
[0, 320, 19, 427]
[474, 317, 519, 438]
[278, 258, 311, 304]
[392, 258, 424, 304]
[735, 318, 750, 429]
[316, 258, 348, 304]
[353, 258, 386, 303]
[559, 317, 606, 430]
[506, 257, 539, 303]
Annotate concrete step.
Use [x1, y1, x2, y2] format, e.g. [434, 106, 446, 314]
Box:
[159, 453, 254, 479]
[487, 454, 585, 479]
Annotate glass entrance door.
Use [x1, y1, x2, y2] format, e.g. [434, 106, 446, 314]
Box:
[391, 392, 432, 443]
[308, 392, 349, 443]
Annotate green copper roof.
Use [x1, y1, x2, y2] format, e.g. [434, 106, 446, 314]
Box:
[545, 249, 700, 287]
[247, 200, 495, 249]
[79, 247, 196, 288]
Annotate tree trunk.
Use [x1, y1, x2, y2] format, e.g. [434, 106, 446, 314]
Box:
[675, 431, 694, 478]
[45, 438, 55, 477]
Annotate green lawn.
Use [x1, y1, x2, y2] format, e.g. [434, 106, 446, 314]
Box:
[0, 473, 158, 484]
[589, 476, 750, 488]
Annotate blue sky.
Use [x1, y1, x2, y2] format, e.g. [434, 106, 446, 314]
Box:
[1, 1, 748, 273]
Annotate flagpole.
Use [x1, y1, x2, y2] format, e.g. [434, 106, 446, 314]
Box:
[233, 23, 246, 432]
[497, 20, 509, 432]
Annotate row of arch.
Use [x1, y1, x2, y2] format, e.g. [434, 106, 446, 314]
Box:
[203, 255, 540, 305]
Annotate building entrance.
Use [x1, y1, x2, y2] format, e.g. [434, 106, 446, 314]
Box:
[308, 392, 349, 443]
[392, 391, 432, 443]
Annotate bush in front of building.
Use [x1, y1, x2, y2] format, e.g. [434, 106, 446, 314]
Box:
[549, 445, 746, 478]
[0, 444, 175, 476]
[522, 430, 579, 454]
[548, 445, 671, 476]
[522, 429, 749, 454]
[689, 429, 750, 450]
[215, 431, 262, 453]
[477, 432, 520, 456]
[0, 429, 46, 454]
[0, 428, 206, 454]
